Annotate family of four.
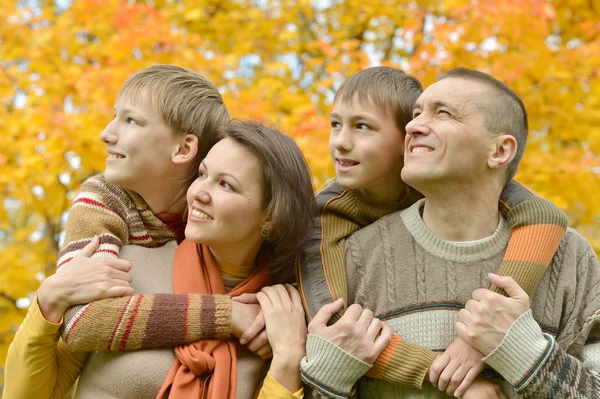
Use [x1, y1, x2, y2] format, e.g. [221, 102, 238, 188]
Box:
[4, 64, 600, 398]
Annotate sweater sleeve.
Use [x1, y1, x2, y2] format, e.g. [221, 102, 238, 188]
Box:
[484, 310, 600, 397]
[59, 176, 232, 351]
[3, 294, 86, 399]
[256, 373, 304, 399]
[495, 180, 568, 297]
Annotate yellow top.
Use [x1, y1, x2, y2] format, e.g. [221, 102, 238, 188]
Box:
[216, 257, 255, 279]
[3, 294, 303, 399]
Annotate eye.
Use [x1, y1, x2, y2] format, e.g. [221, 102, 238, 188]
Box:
[412, 111, 422, 118]
[126, 117, 137, 125]
[437, 109, 451, 116]
[197, 170, 207, 180]
[356, 123, 370, 130]
[330, 121, 341, 128]
[220, 180, 235, 191]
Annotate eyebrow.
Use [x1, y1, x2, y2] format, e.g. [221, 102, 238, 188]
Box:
[329, 112, 378, 123]
[414, 100, 460, 114]
[200, 161, 242, 186]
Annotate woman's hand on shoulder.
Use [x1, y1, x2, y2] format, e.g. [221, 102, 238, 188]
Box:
[37, 236, 133, 323]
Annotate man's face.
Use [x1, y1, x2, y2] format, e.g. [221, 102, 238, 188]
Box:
[328, 94, 405, 202]
[402, 78, 495, 191]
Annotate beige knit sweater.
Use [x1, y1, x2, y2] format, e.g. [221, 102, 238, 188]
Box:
[301, 200, 600, 398]
[75, 243, 267, 399]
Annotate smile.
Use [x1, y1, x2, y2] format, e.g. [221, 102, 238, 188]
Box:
[191, 209, 213, 220]
[337, 158, 359, 166]
[108, 153, 125, 159]
[410, 145, 434, 153]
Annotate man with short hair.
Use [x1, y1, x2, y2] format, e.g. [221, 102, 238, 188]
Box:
[301, 68, 600, 397]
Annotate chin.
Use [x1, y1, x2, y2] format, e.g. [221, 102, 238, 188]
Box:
[336, 175, 362, 190]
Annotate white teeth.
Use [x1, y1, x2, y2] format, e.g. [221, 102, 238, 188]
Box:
[191, 209, 213, 220]
[108, 153, 124, 158]
[411, 147, 432, 153]
[338, 160, 358, 166]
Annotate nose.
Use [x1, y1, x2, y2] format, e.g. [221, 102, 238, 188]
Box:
[332, 125, 353, 152]
[188, 177, 212, 206]
[100, 118, 118, 144]
[405, 115, 431, 138]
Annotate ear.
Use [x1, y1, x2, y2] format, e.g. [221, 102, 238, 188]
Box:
[172, 134, 198, 165]
[487, 134, 517, 170]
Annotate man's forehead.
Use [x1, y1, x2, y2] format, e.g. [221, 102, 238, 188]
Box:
[415, 78, 487, 108]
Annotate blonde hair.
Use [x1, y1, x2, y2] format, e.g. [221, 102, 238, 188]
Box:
[118, 65, 230, 211]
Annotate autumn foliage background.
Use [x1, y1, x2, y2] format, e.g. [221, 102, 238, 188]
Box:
[1, 0, 600, 390]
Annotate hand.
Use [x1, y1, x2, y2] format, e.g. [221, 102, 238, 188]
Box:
[257, 284, 307, 393]
[38, 236, 133, 323]
[232, 293, 272, 359]
[460, 376, 507, 399]
[456, 273, 530, 356]
[429, 337, 484, 397]
[308, 299, 391, 364]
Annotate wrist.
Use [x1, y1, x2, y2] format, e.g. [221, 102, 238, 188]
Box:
[231, 301, 243, 337]
[37, 276, 69, 323]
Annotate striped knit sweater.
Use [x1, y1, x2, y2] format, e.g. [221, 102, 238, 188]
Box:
[301, 201, 600, 398]
[298, 179, 568, 390]
[59, 174, 231, 351]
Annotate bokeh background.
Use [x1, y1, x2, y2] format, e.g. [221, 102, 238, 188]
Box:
[1, 0, 599, 391]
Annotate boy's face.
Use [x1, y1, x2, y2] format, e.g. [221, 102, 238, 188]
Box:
[329, 94, 405, 201]
[100, 93, 181, 195]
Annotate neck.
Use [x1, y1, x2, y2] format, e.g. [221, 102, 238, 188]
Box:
[420, 184, 502, 242]
[360, 179, 407, 203]
[208, 238, 264, 268]
[138, 178, 189, 215]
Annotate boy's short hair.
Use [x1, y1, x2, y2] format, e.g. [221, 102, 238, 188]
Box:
[216, 120, 317, 283]
[118, 64, 230, 164]
[334, 66, 423, 134]
[439, 68, 528, 180]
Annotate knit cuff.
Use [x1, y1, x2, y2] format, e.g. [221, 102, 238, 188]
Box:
[484, 310, 552, 389]
[300, 334, 371, 397]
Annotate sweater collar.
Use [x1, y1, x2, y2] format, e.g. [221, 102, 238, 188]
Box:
[401, 199, 510, 263]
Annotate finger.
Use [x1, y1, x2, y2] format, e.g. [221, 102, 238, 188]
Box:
[488, 273, 527, 300]
[109, 269, 133, 283]
[272, 284, 291, 308]
[285, 284, 303, 308]
[372, 322, 392, 356]
[464, 299, 478, 313]
[366, 317, 383, 341]
[458, 308, 472, 324]
[233, 293, 259, 304]
[453, 364, 483, 397]
[356, 308, 374, 329]
[106, 286, 134, 298]
[471, 288, 491, 301]
[239, 311, 265, 345]
[455, 321, 471, 344]
[75, 236, 100, 258]
[310, 298, 344, 328]
[246, 329, 269, 353]
[107, 259, 132, 272]
[437, 360, 459, 392]
[340, 303, 363, 323]
[429, 353, 450, 386]
[256, 345, 273, 360]
[445, 365, 468, 396]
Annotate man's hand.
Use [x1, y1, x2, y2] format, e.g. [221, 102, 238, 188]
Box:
[429, 336, 484, 397]
[460, 376, 507, 399]
[37, 236, 133, 323]
[456, 273, 530, 356]
[232, 293, 272, 359]
[308, 299, 391, 364]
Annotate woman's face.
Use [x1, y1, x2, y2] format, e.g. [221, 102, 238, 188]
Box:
[185, 138, 266, 261]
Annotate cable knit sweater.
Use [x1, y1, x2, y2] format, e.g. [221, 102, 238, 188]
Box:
[299, 179, 567, 390]
[58, 174, 231, 350]
[301, 200, 600, 398]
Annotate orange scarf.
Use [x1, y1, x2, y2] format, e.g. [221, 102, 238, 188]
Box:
[157, 240, 271, 399]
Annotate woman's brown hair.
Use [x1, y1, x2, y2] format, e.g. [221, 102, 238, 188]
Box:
[215, 120, 317, 283]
